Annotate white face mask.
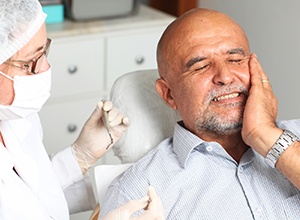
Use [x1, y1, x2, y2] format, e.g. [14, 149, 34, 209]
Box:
[0, 68, 51, 121]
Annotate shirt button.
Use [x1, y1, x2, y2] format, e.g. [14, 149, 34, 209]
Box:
[206, 146, 213, 152]
[255, 207, 263, 217]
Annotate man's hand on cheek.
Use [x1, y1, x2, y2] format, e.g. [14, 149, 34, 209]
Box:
[241, 54, 282, 156]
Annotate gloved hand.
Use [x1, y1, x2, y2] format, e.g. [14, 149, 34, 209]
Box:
[72, 100, 129, 174]
[100, 186, 165, 220]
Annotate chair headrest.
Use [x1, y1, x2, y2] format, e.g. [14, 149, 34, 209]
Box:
[110, 69, 181, 163]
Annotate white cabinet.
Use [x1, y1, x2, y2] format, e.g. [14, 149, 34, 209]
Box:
[49, 35, 105, 98]
[40, 97, 100, 154]
[106, 28, 164, 88]
[39, 6, 174, 165]
[40, 34, 107, 157]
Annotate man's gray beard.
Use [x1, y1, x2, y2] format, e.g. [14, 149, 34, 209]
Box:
[195, 102, 244, 136]
[194, 85, 248, 136]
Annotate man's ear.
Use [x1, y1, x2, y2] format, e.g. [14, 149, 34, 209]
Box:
[156, 78, 177, 110]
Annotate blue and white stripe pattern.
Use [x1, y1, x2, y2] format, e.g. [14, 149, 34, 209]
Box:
[100, 119, 300, 220]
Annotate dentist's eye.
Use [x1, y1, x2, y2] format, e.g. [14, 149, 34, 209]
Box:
[23, 63, 30, 69]
[19, 62, 32, 72]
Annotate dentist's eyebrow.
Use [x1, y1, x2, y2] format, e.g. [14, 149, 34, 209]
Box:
[185, 56, 207, 70]
[25, 40, 48, 58]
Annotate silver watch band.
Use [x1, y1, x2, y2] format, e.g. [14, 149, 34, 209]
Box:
[265, 130, 299, 168]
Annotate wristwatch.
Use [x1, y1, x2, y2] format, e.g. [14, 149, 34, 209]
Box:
[265, 130, 299, 168]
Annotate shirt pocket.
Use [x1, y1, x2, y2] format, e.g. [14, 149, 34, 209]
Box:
[282, 193, 300, 219]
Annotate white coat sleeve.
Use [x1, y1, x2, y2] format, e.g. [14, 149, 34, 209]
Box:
[50, 146, 97, 214]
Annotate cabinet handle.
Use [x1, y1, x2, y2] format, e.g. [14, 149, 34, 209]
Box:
[67, 123, 77, 133]
[68, 64, 78, 74]
[135, 55, 145, 65]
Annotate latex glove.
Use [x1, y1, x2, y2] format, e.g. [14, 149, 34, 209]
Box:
[100, 186, 165, 220]
[72, 100, 129, 174]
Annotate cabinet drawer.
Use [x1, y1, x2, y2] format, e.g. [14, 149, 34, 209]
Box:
[48, 36, 105, 98]
[40, 97, 101, 155]
[106, 29, 163, 89]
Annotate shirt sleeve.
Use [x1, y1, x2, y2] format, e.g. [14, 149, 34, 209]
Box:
[98, 182, 132, 218]
[51, 146, 97, 214]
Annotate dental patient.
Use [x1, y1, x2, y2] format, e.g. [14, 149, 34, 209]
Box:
[99, 7, 300, 219]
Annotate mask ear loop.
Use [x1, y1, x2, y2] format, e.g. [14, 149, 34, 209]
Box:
[0, 70, 14, 81]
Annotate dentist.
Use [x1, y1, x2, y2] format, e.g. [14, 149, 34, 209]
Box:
[0, 0, 164, 219]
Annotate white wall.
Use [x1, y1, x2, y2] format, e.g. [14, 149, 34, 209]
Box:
[199, 0, 300, 120]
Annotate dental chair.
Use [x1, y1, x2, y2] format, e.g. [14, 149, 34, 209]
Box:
[90, 69, 181, 219]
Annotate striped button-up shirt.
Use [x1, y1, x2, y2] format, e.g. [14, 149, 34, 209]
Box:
[100, 119, 300, 220]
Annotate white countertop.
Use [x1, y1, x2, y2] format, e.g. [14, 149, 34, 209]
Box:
[46, 5, 175, 38]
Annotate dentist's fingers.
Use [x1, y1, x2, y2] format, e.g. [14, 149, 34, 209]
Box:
[103, 107, 130, 127]
[132, 186, 165, 220]
[100, 196, 150, 220]
[101, 100, 113, 111]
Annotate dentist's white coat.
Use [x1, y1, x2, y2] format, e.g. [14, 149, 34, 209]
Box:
[0, 113, 95, 219]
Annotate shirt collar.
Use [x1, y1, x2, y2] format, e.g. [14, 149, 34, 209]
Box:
[173, 121, 256, 169]
[173, 121, 205, 168]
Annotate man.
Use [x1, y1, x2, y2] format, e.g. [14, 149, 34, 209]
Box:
[99, 8, 300, 219]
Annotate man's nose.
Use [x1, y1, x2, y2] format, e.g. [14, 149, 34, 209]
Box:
[212, 62, 235, 85]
